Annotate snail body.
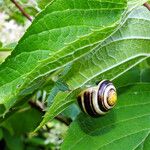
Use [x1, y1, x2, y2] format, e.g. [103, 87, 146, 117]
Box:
[77, 80, 117, 117]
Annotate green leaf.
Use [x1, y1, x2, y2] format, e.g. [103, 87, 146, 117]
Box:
[36, 6, 150, 131]
[0, 42, 16, 65]
[62, 104, 80, 120]
[0, 0, 127, 114]
[62, 83, 150, 150]
[47, 80, 69, 106]
[143, 134, 150, 150]
[0, 52, 10, 64]
[135, 133, 150, 150]
[24, 6, 38, 16]
[1, 106, 43, 136]
[63, 6, 150, 90]
[0, 42, 17, 52]
[3, 130, 24, 150]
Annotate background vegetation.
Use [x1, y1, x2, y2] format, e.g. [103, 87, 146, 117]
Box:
[0, 0, 150, 150]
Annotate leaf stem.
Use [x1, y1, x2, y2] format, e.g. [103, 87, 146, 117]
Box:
[144, 2, 150, 11]
[0, 48, 12, 52]
[10, 0, 32, 22]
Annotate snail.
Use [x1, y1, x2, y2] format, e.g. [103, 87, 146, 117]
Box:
[77, 80, 117, 117]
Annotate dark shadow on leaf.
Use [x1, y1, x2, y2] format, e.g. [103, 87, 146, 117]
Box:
[117, 85, 134, 96]
[0, 104, 6, 115]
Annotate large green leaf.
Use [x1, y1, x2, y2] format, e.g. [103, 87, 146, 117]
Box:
[62, 83, 150, 150]
[64, 6, 150, 90]
[0, 0, 127, 115]
[36, 6, 150, 131]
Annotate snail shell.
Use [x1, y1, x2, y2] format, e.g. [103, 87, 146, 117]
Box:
[77, 80, 117, 117]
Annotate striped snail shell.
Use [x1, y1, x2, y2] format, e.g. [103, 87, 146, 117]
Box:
[77, 80, 117, 117]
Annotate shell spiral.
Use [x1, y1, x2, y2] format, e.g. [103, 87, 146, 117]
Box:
[77, 80, 117, 117]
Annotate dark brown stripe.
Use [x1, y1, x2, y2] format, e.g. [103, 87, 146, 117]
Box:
[84, 91, 98, 117]
[98, 80, 111, 112]
[98, 98, 108, 112]
[77, 95, 84, 112]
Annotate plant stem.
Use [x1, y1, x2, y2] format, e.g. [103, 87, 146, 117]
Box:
[10, 0, 32, 22]
[55, 115, 72, 126]
[144, 2, 150, 11]
[0, 48, 12, 52]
